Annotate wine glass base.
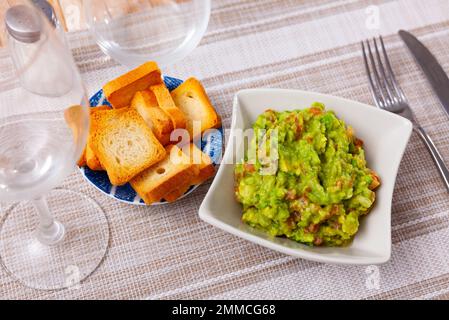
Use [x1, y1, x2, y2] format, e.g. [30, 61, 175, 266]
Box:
[0, 189, 109, 290]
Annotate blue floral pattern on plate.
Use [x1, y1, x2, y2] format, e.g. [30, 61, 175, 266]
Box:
[79, 76, 223, 205]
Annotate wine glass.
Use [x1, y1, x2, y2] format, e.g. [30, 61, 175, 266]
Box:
[84, 0, 211, 68]
[0, 0, 109, 290]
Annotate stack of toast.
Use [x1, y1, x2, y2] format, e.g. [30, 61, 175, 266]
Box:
[78, 61, 220, 204]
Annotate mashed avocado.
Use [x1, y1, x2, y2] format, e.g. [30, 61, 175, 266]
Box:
[234, 103, 380, 246]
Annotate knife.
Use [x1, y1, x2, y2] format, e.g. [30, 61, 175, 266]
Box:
[399, 29, 449, 118]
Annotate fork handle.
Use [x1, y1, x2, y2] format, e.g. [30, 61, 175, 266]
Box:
[414, 126, 449, 192]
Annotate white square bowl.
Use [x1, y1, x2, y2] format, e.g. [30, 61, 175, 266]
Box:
[199, 89, 412, 265]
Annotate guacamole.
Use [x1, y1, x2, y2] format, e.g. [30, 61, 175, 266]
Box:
[234, 103, 380, 246]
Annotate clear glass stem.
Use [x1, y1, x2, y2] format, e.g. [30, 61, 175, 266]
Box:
[33, 196, 65, 245]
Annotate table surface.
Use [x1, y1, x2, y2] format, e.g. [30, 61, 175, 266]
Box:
[1, 0, 449, 300]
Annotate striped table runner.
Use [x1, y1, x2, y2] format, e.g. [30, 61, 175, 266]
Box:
[1, 0, 449, 299]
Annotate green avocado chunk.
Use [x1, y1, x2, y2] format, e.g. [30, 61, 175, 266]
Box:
[234, 103, 380, 246]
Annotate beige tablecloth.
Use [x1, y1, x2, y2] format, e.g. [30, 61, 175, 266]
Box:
[2, 0, 449, 300]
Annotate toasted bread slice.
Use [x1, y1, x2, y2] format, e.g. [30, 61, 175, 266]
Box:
[163, 144, 215, 202]
[64, 105, 88, 165]
[184, 143, 216, 185]
[164, 183, 191, 203]
[91, 108, 166, 185]
[85, 106, 110, 171]
[170, 78, 220, 140]
[90, 106, 111, 114]
[77, 149, 87, 167]
[130, 145, 199, 205]
[86, 143, 103, 170]
[150, 83, 186, 130]
[131, 90, 173, 146]
[103, 61, 163, 109]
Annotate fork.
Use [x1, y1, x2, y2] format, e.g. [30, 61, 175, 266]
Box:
[362, 36, 449, 192]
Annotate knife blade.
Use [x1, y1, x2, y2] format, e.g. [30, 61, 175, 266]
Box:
[399, 29, 449, 118]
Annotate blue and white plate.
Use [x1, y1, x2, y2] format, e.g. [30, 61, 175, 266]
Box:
[80, 76, 223, 205]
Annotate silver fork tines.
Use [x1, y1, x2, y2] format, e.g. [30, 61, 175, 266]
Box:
[362, 36, 406, 114]
[362, 35, 449, 192]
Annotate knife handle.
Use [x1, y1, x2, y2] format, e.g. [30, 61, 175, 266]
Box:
[414, 126, 449, 192]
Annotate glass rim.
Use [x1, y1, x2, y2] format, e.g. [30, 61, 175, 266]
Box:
[83, 0, 212, 68]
